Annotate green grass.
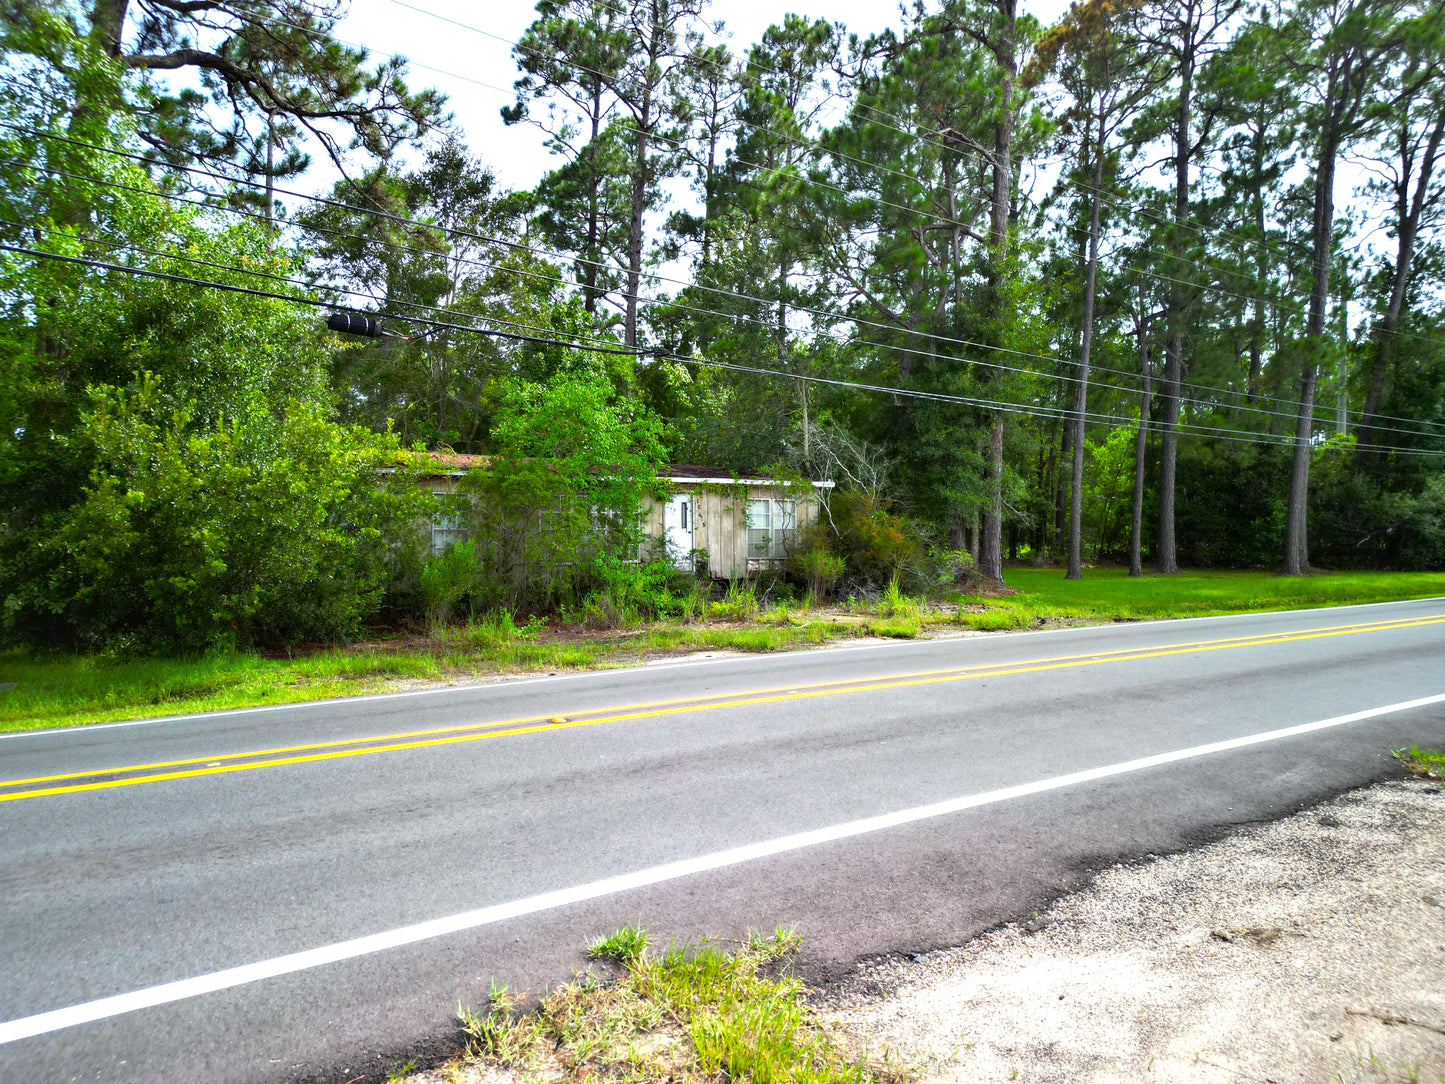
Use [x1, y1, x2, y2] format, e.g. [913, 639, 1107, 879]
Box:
[0, 619, 863, 733]
[0, 648, 446, 733]
[444, 929, 902, 1084]
[4, 568, 1440, 734]
[587, 924, 651, 964]
[952, 568, 1445, 631]
[1394, 746, 1445, 782]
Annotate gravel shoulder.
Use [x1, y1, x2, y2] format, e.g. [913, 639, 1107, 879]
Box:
[824, 777, 1445, 1084]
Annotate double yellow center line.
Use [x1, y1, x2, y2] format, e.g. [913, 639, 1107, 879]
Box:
[3, 613, 1441, 804]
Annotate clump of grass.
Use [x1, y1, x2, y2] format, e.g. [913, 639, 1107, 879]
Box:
[878, 573, 922, 620]
[861, 617, 921, 639]
[708, 580, 761, 621]
[448, 928, 905, 1084]
[588, 924, 651, 963]
[1393, 746, 1445, 782]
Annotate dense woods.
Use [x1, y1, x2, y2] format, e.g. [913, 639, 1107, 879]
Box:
[2, 0, 1443, 651]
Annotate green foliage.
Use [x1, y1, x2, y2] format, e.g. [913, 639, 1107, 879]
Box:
[789, 534, 846, 601]
[1, 0, 444, 198]
[10, 375, 425, 651]
[580, 558, 708, 627]
[451, 928, 887, 1084]
[587, 925, 651, 964]
[708, 579, 761, 621]
[420, 541, 480, 626]
[817, 490, 931, 592]
[1309, 443, 1445, 570]
[1393, 746, 1445, 782]
[458, 364, 668, 613]
[1174, 442, 1289, 569]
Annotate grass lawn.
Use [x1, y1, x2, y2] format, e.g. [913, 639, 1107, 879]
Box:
[2, 568, 1442, 734]
[962, 567, 1445, 629]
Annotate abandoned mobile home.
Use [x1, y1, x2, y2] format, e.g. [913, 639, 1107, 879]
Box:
[416, 455, 833, 578]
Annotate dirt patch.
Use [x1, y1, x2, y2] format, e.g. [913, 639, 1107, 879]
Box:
[826, 778, 1445, 1083]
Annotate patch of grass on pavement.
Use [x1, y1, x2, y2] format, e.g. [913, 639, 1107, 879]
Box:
[1394, 746, 1445, 781]
[444, 929, 903, 1084]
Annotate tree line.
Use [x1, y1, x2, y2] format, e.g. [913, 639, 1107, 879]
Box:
[1, 0, 1442, 651]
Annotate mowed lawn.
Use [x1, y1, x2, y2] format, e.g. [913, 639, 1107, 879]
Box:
[2, 569, 1443, 734]
[982, 567, 1445, 624]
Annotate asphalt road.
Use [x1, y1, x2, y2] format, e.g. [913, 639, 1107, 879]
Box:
[2, 598, 1444, 1083]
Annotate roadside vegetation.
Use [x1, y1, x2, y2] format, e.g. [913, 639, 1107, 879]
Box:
[4, 5, 1445, 735]
[397, 926, 903, 1084]
[4, 567, 1443, 734]
[1394, 746, 1445, 782]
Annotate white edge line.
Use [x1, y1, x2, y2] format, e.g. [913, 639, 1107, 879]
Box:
[7, 594, 1444, 742]
[3, 689, 1443, 1046]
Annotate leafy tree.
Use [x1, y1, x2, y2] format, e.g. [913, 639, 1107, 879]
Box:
[1355, 9, 1445, 461]
[1276, 0, 1418, 573]
[457, 361, 667, 612]
[0, 66, 426, 650]
[509, 0, 710, 345]
[296, 139, 565, 450]
[1, 0, 446, 200]
[1032, 0, 1159, 579]
[1126, 0, 1242, 573]
[505, 0, 632, 315]
[22, 375, 424, 650]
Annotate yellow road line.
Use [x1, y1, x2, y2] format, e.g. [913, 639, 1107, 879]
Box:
[3, 613, 1442, 804]
[6, 612, 1436, 789]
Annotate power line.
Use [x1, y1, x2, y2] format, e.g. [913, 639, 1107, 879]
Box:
[32, 151, 1442, 446]
[13, 130, 1445, 442]
[10, 235, 1443, 456]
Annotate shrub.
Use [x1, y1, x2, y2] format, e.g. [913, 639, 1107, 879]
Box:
[11, 375, 426, 651]
[816, 490, 933, 593]
[788, 533, 846, 600]
[420, 541, 480, 626]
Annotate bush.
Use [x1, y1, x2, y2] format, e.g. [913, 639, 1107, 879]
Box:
[788, 533, 846, 600]
[814, 490, 934, 593]
[420, 541, 480, 626]
[9, 375, 426, 651]
[456, 368, 668, 613]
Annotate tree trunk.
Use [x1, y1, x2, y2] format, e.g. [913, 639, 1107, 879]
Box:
[624, 115, 650, 348]
[1284, 141, 1339, 575]
[1054, 418, 1070, 557]
[582, 86, 606, 314]
[1247, 125, 1267, 404]
[979, 419, 1005, 582]
[1067, 132, 1105, 582]
[1155, 330, 1181, 574]
[90, 0, 128, 56]
[1358, 111, 1444, 463]
[623, 5, 662, 350]
[978, 0, 1018, 586]
[1156, 9, 1198, 576]
[1130, 337, 1153, 577]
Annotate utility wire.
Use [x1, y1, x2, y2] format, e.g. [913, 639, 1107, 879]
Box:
[13, 132, 1445, 442]
[30, 151, 1445, 446]
[382, 0, 1429, 342]
[10, 237, 1439, 458]
[257, 0, 1392, 352]
[19, 121, 1440, 441]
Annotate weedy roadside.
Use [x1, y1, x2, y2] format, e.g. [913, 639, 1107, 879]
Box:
[1396, 745, 1445, 781]
[400, 927, 909, 1084]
